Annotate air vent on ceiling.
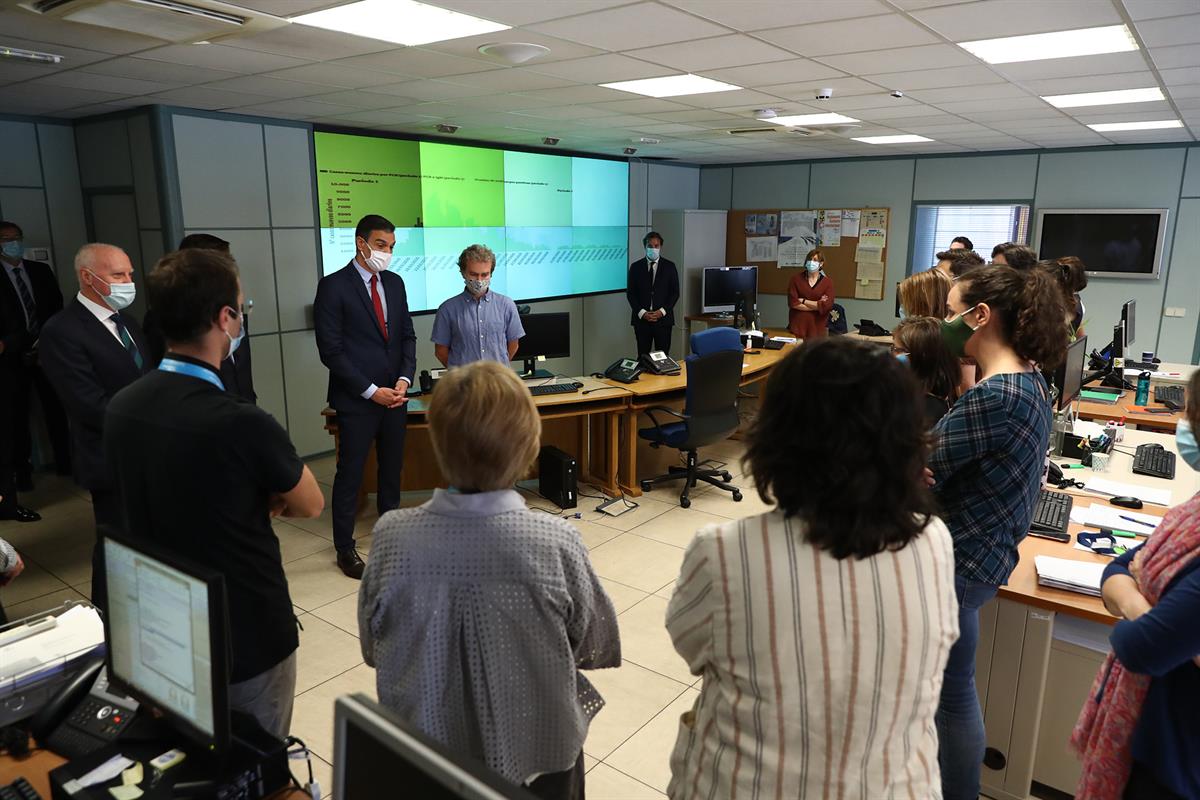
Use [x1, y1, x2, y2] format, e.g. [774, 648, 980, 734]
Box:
[17, 0, 286, 43]
[727, 127, 779, 136]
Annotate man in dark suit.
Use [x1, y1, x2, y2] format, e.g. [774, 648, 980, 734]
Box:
[39, 243, 149, 610]
[626, 230, 680, 356]
[314, 214, 416, 579]
[0, 221, 71, 492]
[143, 234, 256, 404]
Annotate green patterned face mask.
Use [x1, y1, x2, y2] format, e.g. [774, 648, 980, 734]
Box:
[940, 304, 980, 358]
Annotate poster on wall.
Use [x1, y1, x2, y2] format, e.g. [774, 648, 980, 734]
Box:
[746, 236, 779, 262]
[818, 210, 842, 247]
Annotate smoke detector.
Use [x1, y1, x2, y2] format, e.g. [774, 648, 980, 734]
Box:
[436, 123, 460, 134]
[477, 42, 550, 64]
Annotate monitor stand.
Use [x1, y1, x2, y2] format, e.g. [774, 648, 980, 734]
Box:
[518, 358, 554, 380]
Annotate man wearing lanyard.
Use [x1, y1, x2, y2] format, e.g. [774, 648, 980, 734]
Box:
[105, 247, 323, 738]
[431, 244, 524, 368]
[314, 214, 417, 580]
[40, 244, 150, 611]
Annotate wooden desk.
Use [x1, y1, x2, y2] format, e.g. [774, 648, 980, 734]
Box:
[1120, 361, 1195, 386]
[322, 377, 633, 499]
[1076, 384, 1184, 432]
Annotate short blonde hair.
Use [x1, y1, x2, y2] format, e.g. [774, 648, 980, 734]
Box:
[457, 243, 496, 272]
[898, 269, 952, 318]
[428, 361, 541, 492]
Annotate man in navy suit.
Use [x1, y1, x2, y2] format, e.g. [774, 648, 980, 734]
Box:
[39, 243, 150, 611]
[0, 220, 71, 495]
[626, 230, 680, 356]
[314, 214, 416, 579]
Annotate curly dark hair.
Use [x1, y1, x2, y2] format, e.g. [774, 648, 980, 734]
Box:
[957, 265, 1070, 369]
[895, 317, 961, 403]
[742, 337, 937, 560]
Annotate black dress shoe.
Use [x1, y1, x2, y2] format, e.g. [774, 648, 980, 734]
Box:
[336, 548, 366, 580]
[0, 505, 41, 522]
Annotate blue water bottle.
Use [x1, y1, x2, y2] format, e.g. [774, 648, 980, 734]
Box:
[1135, 371, 1150, 406]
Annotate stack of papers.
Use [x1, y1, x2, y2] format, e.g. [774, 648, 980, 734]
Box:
[769, 336, 797, 343]
[0, 604, 104, 691]
[1035, 556, 1106, 597]
[1076, 502, 1159, 534]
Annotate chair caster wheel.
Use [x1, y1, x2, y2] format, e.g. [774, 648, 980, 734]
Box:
[680, 497, 691, 509]
[722, 471, 732, 482]
[732, 491, 743, 502]
[640, 480, 652, 492]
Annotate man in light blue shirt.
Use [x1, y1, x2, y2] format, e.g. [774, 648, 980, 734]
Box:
[432, 244, 525, 368]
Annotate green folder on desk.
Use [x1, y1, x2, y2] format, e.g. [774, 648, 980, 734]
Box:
[1080, 389, 1121, 404]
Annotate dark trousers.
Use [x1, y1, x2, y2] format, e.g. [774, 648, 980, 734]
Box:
[11, 364, 72, 477]
[526, 752, 585, 800]
[1124, 762, 1184, 800]
[0, 371, 15, 514]
[332, 408, 407, 552]
[90, 488, 124, 613]
[633, 319, 672, 357]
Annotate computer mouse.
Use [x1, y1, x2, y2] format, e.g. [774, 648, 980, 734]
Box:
[1111, 496, 1144, 509]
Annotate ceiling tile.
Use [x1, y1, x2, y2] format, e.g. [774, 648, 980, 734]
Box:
[934, 96, 1053, 112]
[912, 0, 1121, 40]
[900, 121, 996, 134]
[640, 109, 742, 123]
[993, 51, 1150, 80]
[508, 105, 621, 120]
[854, 103, 952, 119]
[319, 109, 429, 126]
[698, 59, 846, 88]
[0, 36, 112, 69]
[221, 23, 395, 60]
[967, 106, 1071, 121]
[54, 99, 148, 118]
[632, 122, 708, 134]
[590, 98, 696, 114]
[1070, 105, 1179, 123]
[662, 0, 890, 28]
[526, 2, 728, 51]
[144, 86, 278, 109]
[79, 56, 239, 85]
[681, 88, 791, 109]
[227, 97, 354, 117]
[863, 65, 1008, 91]
[437, 69, 578, 92]
[1160, 67, 1200, 86]
[910, 83, 1032, 103]
[199, 75, 342, 99]
[0, 81, 126, 109]
[216, 0, 348, 15]
[624, 34, 795, 73]
[1121, 0, 1200, 21]
[1151, 44, 1200, 70]
[139, 44, 311, 73]
[759, 14, 941, 56]
[418, 30, 604, 65]
[329, 48, 504, 78]
[510, 84, 632, 104]
[577, 114, 657, 128]
[1021, 71, 1160, 94]
[0, 60, 61, 84]
[423, 1, 636, 27]
[0, 9, 165, 55]
[821, 44, 978, 74]
[363, 79, 490, 100]
[527, 53, 674, 83]
[303, 89, 418, 109]
[34, 71, 176, 96]
[259, 63, 403, 89]
[1133, 14, 1200, 47]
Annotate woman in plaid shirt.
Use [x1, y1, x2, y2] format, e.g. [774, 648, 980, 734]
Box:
[929, 265, 1070, 800]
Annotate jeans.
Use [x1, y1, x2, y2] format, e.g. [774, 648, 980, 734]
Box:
[937, 574, 998, 800]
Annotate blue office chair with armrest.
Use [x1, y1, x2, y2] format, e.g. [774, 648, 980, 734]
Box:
[637, 327, 744, 508]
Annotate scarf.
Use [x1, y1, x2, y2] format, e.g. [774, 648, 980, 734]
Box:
[1070, 495, 1200, 799]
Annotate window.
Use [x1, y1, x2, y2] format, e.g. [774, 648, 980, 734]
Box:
[911, 203, 1031, 273]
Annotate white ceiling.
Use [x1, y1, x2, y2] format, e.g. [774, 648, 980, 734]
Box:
[0, 0, 1197, 163]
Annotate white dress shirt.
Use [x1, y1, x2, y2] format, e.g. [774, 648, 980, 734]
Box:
[352, 258, 409, 400]
[637, 260, 666, 320]
[77, 292, 123, 344]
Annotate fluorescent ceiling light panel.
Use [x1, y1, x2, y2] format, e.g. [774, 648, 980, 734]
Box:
[291, 0, 509, 46]
[0, 45, 63, 64]
[1043, 87, 1163, 108]
[599, 74, 741, 98]
[959, 24, 1137, 65]
[852, 134, 934, 144]
[764, 113, 860, 126]
[1088, 120, 1183, 132]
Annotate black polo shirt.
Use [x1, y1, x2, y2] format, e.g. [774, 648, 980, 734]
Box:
[105, 353, 303, 682]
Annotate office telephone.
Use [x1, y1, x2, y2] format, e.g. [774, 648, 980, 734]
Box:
[603, 358, 643, 384]
[640, 350, 681, 375]
[30, 657, 139, 759]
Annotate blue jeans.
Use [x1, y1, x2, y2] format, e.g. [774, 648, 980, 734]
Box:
[937, 575, 999, 800]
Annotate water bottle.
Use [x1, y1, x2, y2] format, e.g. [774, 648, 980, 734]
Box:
[1135, 371, 1150, 406]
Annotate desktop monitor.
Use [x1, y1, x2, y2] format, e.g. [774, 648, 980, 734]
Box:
[1056, 335, 1088, 412]
[102, 532, 230, 754]
[701, 266, 757, 314]
[513, 312, 569, 379]
[333, 693, 536, 800]
[1121, 299, 1135, 348]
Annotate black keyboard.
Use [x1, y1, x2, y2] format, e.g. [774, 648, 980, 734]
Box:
[1155, 385, 1185, 409]
[763, 339, 785, 350]
[529, 382, 580, 397]
[0, 778, 42, 800]
[1133, 444, 1176, 480]
[1124, 360, 1158, 371]
[1030, 488, 1074, 542]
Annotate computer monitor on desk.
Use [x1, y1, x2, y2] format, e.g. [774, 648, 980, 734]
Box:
[513, 312, 569, 380]
[1121, 299, 1135, 348]
[1054, 335, 1088, 412]
[702, 266, 757, 315]
[102, 532, 230, 754]
[334, 693, 536, 799]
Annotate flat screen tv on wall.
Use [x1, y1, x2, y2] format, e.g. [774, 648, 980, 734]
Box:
[1034, 208, 1168, 280]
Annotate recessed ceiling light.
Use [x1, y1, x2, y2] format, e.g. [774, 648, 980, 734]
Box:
[852, 134, 934, 144]
[764, 113, 860, 126]
[1088, 120, 1183, 132]
[1043, 87, 1164, 108]
[292, 0, 509, 47]
[0, 45, 63, 64]
[959, 24, 1137, 65]
[600, 74, 741, 98]
[478, 42, 550, 64]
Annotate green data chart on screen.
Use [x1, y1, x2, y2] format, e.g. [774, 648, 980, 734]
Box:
[314, 131, 629, 312]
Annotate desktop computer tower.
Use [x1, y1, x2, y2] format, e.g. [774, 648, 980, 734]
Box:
[539, 446, 577, 509]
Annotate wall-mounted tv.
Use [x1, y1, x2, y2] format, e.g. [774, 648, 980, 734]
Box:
[1034, 208, 1168, 280]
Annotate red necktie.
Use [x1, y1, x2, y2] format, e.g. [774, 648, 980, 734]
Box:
[370, 274, 388, 340]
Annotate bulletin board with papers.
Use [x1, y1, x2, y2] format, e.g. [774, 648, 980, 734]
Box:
[725, 207, 890, 301]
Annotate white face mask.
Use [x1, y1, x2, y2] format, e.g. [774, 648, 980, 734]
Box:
[88, 270, 136, 311]
[361, 247, 391, 273]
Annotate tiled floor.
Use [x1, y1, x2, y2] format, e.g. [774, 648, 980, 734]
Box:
[0, 439, 757, 799]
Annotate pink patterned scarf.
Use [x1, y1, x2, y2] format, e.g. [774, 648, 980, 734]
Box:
[1070, 495, 1200, 799]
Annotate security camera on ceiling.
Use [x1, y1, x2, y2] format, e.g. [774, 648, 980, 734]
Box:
[891, 90, 905, 98]
[815, 88, 833, 100]
[436, 123, 460, 134]
[623, 147, 638, 155]
[542, 136, 560, 146]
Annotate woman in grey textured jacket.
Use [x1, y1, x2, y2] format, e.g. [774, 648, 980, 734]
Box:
[358, 361, 621, 800]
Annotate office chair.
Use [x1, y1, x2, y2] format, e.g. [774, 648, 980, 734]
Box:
[637, 327, 744, 508]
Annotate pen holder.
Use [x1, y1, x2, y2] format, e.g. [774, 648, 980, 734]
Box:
[1061, 433, 1087, 460]
[1090, 452, 1111, 473]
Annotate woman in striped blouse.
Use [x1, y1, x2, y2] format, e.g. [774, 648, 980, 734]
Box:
[666, 337, 960, 800]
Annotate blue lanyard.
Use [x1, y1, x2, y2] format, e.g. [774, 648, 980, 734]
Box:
[158, 357, 225, 391]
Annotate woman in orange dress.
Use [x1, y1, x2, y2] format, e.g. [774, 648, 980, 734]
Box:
[787, 248, 834, 340]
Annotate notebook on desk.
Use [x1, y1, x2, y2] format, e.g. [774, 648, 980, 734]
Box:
[1034, 556, 1106, 597]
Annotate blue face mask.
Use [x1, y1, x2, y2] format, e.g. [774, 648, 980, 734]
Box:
[898, 306, 907, 321]
[645, 246, 660, 262]
[1, 240, 22, 259]
[895, 352, 909, 364]
[1177, 420, 1200, 471]
[805, 260, 821, 273]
